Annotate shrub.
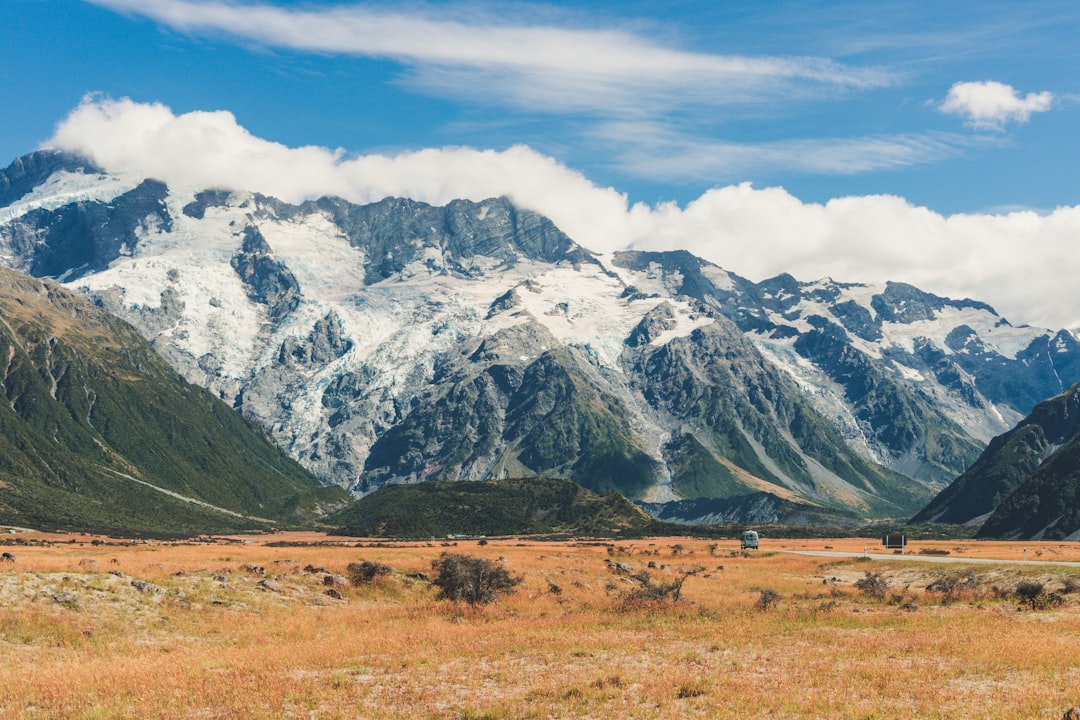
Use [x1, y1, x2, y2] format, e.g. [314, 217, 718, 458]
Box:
[755, 588, 781, 611]
[1015, 580, 1064, 610]
[346, 560, 392, 585]
[431, 553, 521, 605]
[676, 682, 708, 699]
[1015, 580, 1045, 607]
[925, 571, 982, 605]
[622, 570, 696, 605]
[855, 572, 889, 600]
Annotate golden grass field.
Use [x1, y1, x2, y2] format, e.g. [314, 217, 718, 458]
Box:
[2, 531, 1080, 719]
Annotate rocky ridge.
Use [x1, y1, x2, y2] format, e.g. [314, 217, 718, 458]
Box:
[2, 151, 1079, 523]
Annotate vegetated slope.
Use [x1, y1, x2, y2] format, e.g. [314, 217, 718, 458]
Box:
[4, 151, 1079, 524]
[330, 477, 663, 537]
[914, 380, 1080, 539]
[0, 266, 346, 535]
[976, 433, 1080, 539]
[639, 492, 862, 528]
[912, 382, 1080, 533]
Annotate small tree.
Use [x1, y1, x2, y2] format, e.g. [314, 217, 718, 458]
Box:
[1014, 580, 1063, 610]
[431, 553, 521, 605]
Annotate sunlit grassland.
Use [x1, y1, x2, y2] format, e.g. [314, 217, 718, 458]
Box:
[1, 534, 1079, 718]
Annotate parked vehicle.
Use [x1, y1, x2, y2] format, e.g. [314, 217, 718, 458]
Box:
[741, 530, 759, 550]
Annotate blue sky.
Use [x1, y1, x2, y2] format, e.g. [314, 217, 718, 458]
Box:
[4, 0, 1077, 212]
[3, 0, 1080, 327]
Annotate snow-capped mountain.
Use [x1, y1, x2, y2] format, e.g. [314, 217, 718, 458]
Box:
[3, 151, 1078, 522]
[609, 251, 1080, 483]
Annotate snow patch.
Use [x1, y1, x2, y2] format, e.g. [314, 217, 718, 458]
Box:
[0, 170, 140, 224]
[700, 263, 735, 291]
[882, 306, 1046, 359]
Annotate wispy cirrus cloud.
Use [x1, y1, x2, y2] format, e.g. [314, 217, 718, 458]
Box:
[87, 0, 896, 117]
[939, 80, 1054, 130]
[594, 120, 982, 181]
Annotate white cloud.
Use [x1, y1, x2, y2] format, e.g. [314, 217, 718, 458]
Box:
[87, 0, 895, 116]
[939, 81, 1053, 130]
[47, 97, 1080, 330]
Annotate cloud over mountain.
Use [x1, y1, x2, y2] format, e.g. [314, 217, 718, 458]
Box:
[48, 96, 1080, 331]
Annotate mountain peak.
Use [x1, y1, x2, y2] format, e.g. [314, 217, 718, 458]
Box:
[3, 152, 1080, 526]
[0, 150, 101, 207]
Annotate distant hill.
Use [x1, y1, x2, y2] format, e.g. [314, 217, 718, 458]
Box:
[0, 266, 347, 536]
[330, 477, 663, 537]
[912, 382, 1080, 539]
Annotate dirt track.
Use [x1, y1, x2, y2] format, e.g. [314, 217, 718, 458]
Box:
[786, 549, 1080, 567]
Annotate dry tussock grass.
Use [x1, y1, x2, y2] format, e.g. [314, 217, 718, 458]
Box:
[0, 534, 1079, 718]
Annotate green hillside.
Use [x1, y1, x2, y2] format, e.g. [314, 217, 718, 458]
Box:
[913, 382, 1080, 537]
[0, 267, 346, 536]
[330, 477, 663, 537]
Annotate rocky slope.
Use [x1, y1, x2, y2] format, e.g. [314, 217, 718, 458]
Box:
[610, 251, 1080, 483]
[0, 265, 346, 535]
[3, 151, 1078, 523]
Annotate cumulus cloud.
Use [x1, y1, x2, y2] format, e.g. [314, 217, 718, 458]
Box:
[87, 0, 895, 116]
[47, 97, 1080, 330]
[939, 81, 1053, 130]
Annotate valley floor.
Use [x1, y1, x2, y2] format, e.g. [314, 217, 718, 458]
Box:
[1, 532, 1079, 718]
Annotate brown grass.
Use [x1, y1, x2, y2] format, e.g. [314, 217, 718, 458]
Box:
[1, 532, 1079, 718]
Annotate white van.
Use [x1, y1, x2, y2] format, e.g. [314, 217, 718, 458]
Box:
[741, 530, 759, 550]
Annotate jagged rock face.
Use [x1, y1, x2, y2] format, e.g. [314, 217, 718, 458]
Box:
[360, 322, 664, 498]
[611, 251, 1080, 483]
[1, 178, 171, 279]
[309, 195, 599, 283]
[230, 226, 301, 322]
[2, 151, 1079, 523]
[0, 150, 101, 207]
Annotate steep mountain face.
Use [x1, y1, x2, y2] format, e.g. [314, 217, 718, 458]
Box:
[611, 252, 1080, 483]
[913, 382, 1080, 537]
[0, 265, 346, 535]
[0, 150, 101, 208]
[977, 433, 1080, 540]
[2, 151, 1077, 523]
